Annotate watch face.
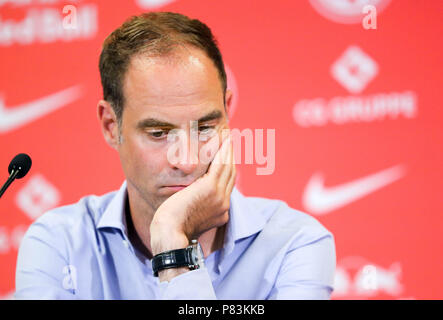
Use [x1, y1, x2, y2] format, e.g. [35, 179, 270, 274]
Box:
[190, 242, 205, 268]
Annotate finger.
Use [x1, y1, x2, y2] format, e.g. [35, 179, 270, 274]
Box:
[201, 132, 223, 173]
[207, 133, 230, 179]
[225, 161, 236, 197]
[218, 135, 234, 188]
[225, 137, 237, 195]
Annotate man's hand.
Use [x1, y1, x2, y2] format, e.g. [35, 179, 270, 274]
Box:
[150, 131, 236, 259]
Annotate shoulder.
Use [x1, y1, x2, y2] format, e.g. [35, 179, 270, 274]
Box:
[23, 188, 118, 240]
[237, 189, 334, 246]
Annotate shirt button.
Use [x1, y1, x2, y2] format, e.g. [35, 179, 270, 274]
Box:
[122, 240, 129, 248]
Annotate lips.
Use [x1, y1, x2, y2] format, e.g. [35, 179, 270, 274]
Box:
[164, 184, 190, 187]
[162, 185, 188, 193]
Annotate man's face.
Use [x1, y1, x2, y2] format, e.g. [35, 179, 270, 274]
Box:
[117, 47, 230, 211]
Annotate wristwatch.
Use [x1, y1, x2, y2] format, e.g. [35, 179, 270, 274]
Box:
[152, 239, 205, 277]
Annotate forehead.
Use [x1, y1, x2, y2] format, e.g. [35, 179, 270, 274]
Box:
[122, 47, 224, 115]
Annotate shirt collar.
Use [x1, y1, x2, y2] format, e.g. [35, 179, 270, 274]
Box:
[221, 186, 267, 257]
[96, 181, 267, 246]
[97, 180, 128, 235]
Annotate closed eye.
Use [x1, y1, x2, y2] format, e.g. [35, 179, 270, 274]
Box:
[147, 129, 170, 139]
[199, 125, 216, 134]
[147, 125, 217, 141]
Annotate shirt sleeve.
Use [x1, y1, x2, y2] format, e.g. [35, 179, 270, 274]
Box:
[14, 220, 77, 300]
[156, 267, 217, 300]
[267, 233, 336, 300]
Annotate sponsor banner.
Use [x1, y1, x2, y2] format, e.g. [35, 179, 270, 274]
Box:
[0, 0, 442, 299]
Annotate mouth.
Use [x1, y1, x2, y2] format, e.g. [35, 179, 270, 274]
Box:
[161, 184, 191, 192]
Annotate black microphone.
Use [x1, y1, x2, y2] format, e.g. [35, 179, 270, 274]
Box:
[0, 153, 32, 199]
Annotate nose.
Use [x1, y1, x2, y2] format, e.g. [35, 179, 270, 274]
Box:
[168, 131, 200, 175]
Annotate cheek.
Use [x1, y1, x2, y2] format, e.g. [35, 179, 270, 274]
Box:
[139, 149, 165, 175]
[123, 135, 169, 176]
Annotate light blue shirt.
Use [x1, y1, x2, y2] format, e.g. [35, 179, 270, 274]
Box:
[15, 181, 336, 300]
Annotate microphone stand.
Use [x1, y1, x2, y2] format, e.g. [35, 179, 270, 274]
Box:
[0, 169, 20, 199]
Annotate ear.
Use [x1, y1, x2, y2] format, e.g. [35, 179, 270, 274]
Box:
[224, 89, 233, 119]
[97, 100, 120, 150]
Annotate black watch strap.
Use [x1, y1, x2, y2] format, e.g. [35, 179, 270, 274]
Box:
[152, 248, 191, 277]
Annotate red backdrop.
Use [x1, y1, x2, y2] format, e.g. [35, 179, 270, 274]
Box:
[0, 0, 442, 299]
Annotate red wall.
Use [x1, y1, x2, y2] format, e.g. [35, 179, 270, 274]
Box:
[0, 0, 442, 299]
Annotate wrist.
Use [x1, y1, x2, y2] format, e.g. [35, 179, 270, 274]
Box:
[150, 225, 189, 256]
[151, 239, 205, 282]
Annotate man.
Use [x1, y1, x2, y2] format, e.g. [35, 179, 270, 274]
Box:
[15, 12, 335, 299]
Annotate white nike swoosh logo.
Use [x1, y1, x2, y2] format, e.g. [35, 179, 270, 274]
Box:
[0, 86, 82, 133]
[303, 164, 406, 215]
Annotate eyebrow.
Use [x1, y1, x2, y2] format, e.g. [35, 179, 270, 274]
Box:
[136, 110, 223, 129]
[198, 110, 223, 123]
